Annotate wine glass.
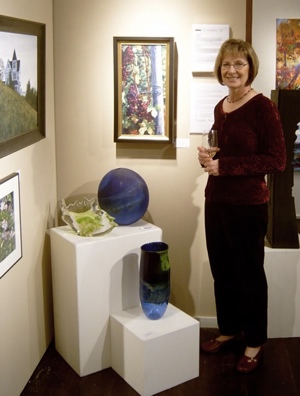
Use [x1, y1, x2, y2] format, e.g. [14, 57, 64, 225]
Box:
[202, 129, 218, 158]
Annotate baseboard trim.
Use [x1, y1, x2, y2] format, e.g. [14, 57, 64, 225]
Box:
[194, 316, 218, 328]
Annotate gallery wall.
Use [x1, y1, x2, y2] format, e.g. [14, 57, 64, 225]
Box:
[0, 0, 56, 395]
[2, 0, 299, 394]
[53, 0, 246, 325]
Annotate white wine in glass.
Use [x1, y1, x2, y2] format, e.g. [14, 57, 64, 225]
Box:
[202, 130, 218, 158]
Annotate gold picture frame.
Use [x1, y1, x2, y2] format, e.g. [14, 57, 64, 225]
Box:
[113, 37, 175, 143]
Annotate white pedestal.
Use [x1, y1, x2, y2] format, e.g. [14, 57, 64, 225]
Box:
[110, 304, 200, 396]
[265, 244, 300, 338]
[50, 220, 162, 376]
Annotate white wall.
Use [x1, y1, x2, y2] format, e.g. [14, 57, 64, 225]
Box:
[0, 1, 57, 395]
[53, 0, 246, 321]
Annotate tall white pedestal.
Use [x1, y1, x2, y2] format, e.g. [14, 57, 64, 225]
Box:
[265, 244, 300, 338]
[110, 304, 200, 396]
[50, 220, 162, 376]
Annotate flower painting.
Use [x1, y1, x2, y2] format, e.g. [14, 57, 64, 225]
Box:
[0, 173, 22, 278]
[0, 191, 16, 262]
[114, 37, 174, 143]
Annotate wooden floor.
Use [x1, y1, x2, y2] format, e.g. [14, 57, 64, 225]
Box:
[21, 328, 300, 396]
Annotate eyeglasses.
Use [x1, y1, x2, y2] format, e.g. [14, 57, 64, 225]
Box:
[221, 62, 248, 70]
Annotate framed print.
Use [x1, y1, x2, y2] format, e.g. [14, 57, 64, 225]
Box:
[0, 172, 22, 278]
[113, 37, 175, 143]
[0, 15, 46, 159]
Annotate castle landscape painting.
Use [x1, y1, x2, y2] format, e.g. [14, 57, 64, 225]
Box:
[0, 31, 38, 143]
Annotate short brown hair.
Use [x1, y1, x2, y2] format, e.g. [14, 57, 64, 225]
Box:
[214, 39, 259, 86]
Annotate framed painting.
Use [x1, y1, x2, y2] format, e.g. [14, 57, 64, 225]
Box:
[113, 37, 175, 143]
[0, 15, 46, 158]
[0, 172, 22, 278]
[276, 19, 300, 89]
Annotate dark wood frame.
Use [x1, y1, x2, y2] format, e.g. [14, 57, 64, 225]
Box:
[0, 15, 46, 159]
[246, 0, 252, 44]
[113, 36, 175, 143]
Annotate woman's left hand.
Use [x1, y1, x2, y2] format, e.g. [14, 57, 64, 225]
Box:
[204, 158, 219, 176]
[197, 146, 220, 176]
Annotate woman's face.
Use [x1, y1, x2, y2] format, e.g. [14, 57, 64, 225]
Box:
[221, 53, 250, 89]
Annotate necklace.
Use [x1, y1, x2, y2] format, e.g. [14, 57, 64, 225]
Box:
[227, 88, 253, 103]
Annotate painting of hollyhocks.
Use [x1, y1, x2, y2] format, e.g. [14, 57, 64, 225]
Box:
[121, 43, 167, 136]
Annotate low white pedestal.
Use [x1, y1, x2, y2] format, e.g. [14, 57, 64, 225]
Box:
[50, 220, 162, 376]
[110, 304, 200, 396]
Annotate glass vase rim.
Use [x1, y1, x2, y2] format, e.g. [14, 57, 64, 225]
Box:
[141, 241, 168, 252]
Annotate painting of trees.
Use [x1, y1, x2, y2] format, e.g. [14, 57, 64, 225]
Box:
[114, 37, 174, 143]
[276, 19, 300, 89]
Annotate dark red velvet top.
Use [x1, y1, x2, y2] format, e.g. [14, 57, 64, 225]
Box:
[205, 94, 286, 205]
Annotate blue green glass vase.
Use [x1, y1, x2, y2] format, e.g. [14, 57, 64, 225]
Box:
[139, 242, 170, 320]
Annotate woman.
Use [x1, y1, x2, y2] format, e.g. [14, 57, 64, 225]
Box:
[197, 39, 286, 373]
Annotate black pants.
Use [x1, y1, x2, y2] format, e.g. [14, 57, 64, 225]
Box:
[205, 201, 268, 347]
